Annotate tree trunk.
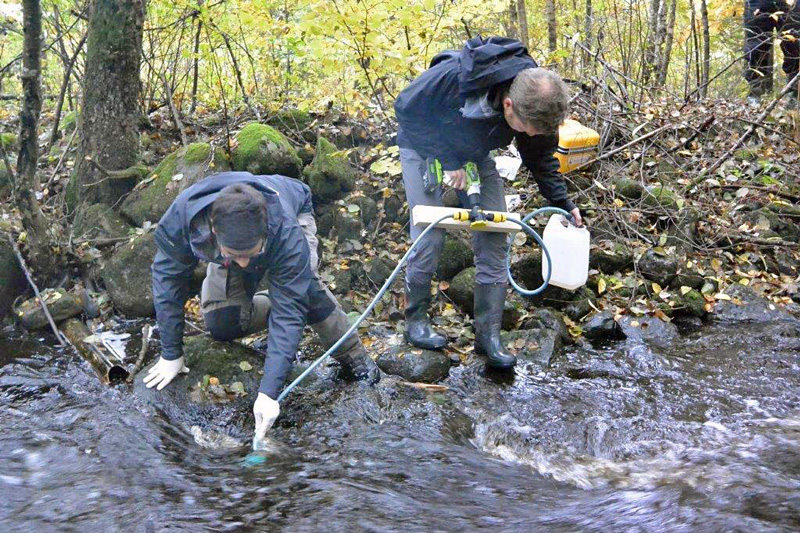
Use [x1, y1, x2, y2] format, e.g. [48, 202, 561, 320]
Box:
[700, 0, 710, 97]
[657, 0, 677, 85]
[545, 0, 557, 55]
[17, 0, 55, 278]
[189, 14, 202, 114]
[506, 0, 518, 40]
[582, 0, 592, 71]
[69, 0, 146, 209]
[516, 0, 529, 49]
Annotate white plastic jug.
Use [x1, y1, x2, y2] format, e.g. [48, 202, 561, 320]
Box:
[541, 214, 590, 290]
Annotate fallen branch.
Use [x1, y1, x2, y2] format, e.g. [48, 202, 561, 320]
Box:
[6, 234, 67, 346]
[82, 158, 149, 187]
[572, 124, 674, 172]
[130, 323, 152, 379]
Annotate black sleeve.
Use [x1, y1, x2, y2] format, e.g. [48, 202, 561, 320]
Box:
[515, 132, 576, 212]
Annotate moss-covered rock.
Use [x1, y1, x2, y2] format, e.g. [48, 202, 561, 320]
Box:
[334, 207, 363, 243]
[231, 123, 303, 178]
[377, 345, 450, 383]
[642, 185, 681, 212]
[121, 142, 229, 226]
[637, 248, 679, 287]
[15, 288, 84, 330]
[72, 203, 132, 242]
[365, 256, 394, 287]
[673, 288, 706, 318]
[382, 193, 407, 225]
[303, 137, 356, 203]
[0, 236, 28, 321]
[100, 233, 158, 317]
[266, 109, 315, 133]
[436, 236, 474, 281]
[346, 195, 379, 227]
[0, 132, 17, 152]
[590, 241, 633, 274]
[446, 267, 476, 315]
[614, 177, 645, 200]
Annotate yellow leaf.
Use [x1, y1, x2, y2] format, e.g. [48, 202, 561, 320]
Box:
[711, 258, 722, 271]
[652, 282, 662, 294]
[739, 278, 750, 286]
[680, 286, 692, 295]
[209, 376, 220, 386]
[714, 293, 731, 301]
[597, 278, 607, 294]
[630, 320, 640, 327]
[613, 198, 625, 208]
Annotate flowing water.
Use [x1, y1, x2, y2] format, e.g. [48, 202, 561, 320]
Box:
[0, 318, 798, 532]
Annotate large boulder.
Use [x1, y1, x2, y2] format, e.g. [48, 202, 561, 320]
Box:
[376, 345, 450, 383]
[133, 336, 267, 442]
[100, 233, 158, 317]
[14, 288, 84, 330]
[0, 236, 27, 321]
[72, 203, 132, 242]
[231, 123, 303, 178]
[710, 284, 795, 324]
[303, 137, 356, 203]
[121, 142, 230, 226]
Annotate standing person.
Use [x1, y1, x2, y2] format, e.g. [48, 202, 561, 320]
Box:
[394, 36, 580, 370]
[744, 0, 800, 103]
[143, 171, 379, 441]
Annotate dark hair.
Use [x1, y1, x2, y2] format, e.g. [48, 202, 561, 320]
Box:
[508, 68, 569, 133]
[210, 183, 268, 250]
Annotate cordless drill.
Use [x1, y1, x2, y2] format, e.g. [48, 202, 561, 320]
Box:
[423, 159, 486, 228]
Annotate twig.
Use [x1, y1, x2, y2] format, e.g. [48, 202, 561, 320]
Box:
[6, 234, 67, 346]
[690, 71, 800, 190]
[130, 323, 152, 378]
[572, 124, 674, 172]
[159, 71, 188, 147]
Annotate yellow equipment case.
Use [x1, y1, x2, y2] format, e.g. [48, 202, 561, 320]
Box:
[554, 119, 601, 173]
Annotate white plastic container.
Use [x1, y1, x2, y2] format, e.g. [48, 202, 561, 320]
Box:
[541, 214, 590, 290]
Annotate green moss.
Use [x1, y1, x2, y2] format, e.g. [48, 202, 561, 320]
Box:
[676, 288, 706, 317]
[267, 109, 314, 131]
[183, 142, 212, 165]
[231, 123, 302, 177]
[0, 133, 16, 151]
[642, 185, 681, 211]
[304, 137, 356, 201]
[61, 111, 78, 132]
[614, 177, 644, 200]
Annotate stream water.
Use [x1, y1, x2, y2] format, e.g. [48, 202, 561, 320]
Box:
[0, 318, 798, 531]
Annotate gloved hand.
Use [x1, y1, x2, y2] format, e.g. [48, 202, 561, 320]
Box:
[253, 392, 280, 441]
[143, 356, 189, 390]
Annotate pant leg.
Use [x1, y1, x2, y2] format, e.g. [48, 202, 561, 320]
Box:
[201, 263, 270, 340]
[779, 2, 800, 86]
[472, 156, 511, 285]
[400, 147, 447, 285]
[745, 0, 777, 95]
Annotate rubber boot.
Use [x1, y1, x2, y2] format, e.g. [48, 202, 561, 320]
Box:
[474, 283, 516, 369]
[311, 308, 380, 384]
[404, 281, 447, 350]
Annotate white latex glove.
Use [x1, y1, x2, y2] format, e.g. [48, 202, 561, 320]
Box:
[143, 356, 189, 390]
[253, 392, 280, 441]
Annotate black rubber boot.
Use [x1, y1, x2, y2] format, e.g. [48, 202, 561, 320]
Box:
[311, 308, 380, 384]
[474, 283, 516, 369]
[404, 281, 447, 350]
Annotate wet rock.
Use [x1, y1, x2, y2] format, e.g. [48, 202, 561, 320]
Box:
[72, 204, 132, 242]
[758, 207, 800, 243]
[333, 207, 363, 242]
[710, 284, 795, 324]
[376, 345, 450, 383]
[773, 248, 798, 276]
[0, 236, 27, 321]
[345, 195, 379, 227]
[231, 123, 303, 178]
[669, 269, 705, 290]
[510, 251, 544, 289]
[446, 267, 476, 315]
[500, 324, 563, 366]
[365, 256, 394, 287]
[133, 336, 267, 440]
[331, 267, 352, 294]
[561, 287, 596, 320]
[100, 233, 158, 317]
[521, 307, 569, 340]
[590, 242, 633, 274]
[642, 185, 681, 212]
[303, 137, 356, 203]
[672, 288, 706, 318]
[617, 315, 679, 348]
[666, 208, 702, 248]
[15, 288, 83, 330]
[583, 310, 623, 340]
[121, 142, 230, 226]
[436, 236, 474, 281]
[637, 248, 679, 287]
[614, 177, 644, 200]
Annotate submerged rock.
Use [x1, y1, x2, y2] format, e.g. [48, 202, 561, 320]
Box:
[231, 122, 303, 178]
[121, 142, 229, 226]
[100, 233, 158, 317]
[500, 326, 563, 366]
[617, 315, 679, 348]
[376, 345, 451, 383]
[583, 310, 623, 340]
[303, 137, 356, 202]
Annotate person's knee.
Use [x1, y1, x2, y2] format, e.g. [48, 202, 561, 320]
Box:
[204, 306, 244, 341]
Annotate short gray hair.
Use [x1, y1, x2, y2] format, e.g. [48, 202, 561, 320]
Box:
[508, 68, 569, 133]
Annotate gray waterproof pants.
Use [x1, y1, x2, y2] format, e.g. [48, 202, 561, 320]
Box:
[400, 147, 509, 285]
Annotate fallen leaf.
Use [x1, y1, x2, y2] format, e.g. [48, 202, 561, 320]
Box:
[239, 361, 253, 372]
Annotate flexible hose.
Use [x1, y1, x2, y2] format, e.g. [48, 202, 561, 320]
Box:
[276, 206, 573, 404]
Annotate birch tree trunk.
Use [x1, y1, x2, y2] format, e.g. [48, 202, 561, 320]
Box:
[516, 0, 530, 48]
[546, 0, 557, 55]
